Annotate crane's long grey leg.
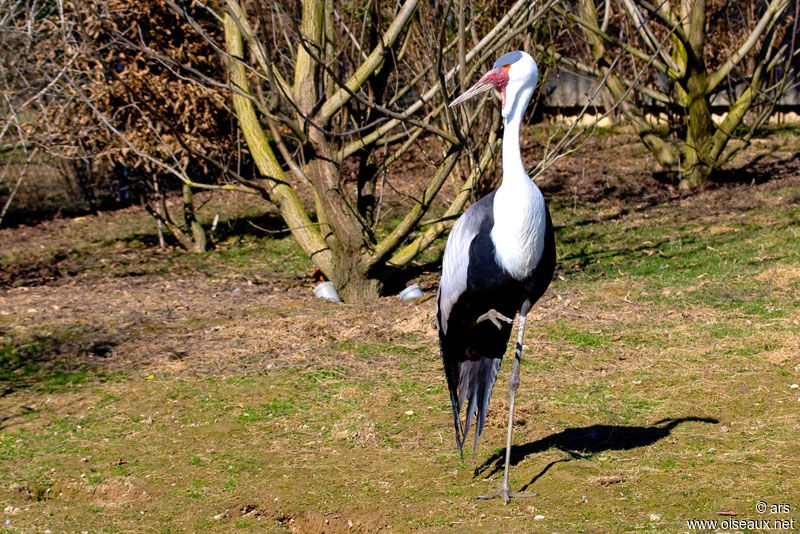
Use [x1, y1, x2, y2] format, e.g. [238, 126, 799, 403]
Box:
[478, 311, 538, 504]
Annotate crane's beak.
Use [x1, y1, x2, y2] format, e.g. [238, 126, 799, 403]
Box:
[449, 69, 499, 107]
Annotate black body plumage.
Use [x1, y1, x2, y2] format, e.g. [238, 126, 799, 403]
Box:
[436, 192, 556, 454]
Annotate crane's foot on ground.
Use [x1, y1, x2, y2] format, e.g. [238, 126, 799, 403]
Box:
[474, 309, 514, 330]
[477, 484, 538, 505]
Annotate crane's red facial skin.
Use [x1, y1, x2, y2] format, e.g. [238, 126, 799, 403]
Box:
[449, 64, 510, 108]
[479, 65, 510, 108]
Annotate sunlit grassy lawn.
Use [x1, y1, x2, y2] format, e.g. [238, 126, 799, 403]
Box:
[2, 151, 800, 532]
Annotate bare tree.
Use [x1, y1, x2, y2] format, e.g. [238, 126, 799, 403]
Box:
[186, 0, 564, 301]
[553, 0, 798, 189]
[0, 0, 46, 226]
[5, 0, 625, 301]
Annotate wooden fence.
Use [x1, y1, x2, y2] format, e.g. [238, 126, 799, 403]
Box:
[539, 68, 800, 114]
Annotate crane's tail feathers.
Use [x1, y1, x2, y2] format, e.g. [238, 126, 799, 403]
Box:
[442, 353, 502, 456]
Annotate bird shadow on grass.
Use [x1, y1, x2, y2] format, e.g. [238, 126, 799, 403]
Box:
[474, 416, 718, 490]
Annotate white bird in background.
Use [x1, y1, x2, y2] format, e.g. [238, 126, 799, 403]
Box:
[437, 50, 555, 503]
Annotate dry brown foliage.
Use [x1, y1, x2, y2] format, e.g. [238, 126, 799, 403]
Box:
[2, 0, 237, 181]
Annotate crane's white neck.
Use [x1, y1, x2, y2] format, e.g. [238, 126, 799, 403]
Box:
[491, 83, 546, 281]
[501, 83, 534, 184]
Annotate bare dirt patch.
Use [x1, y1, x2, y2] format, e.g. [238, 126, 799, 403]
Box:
[0, 272, 437, 383]
[755, 265, 800, 290]
[219, 505, 389, 534]
[589, 474, 626, 486]
[49, 478, 148, 505]
[485, 397, 541, 429]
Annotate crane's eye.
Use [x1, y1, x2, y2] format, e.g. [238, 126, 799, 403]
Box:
[502, 64, 511, 71]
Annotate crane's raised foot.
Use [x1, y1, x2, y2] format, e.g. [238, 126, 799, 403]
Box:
[474, 309, 514, 330]
[477, 483, 538, 505]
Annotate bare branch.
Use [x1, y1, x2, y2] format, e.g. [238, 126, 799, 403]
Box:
[317, 0, 418, 123]
[707, 0, 790, 92]
[619, 0, 682, 75]
[388, 127, 500, 267]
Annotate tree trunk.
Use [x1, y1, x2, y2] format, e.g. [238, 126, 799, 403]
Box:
[679, 115, 713, 190]
[182, 183, 208, 253]
[678, 78, 715, 188]
[329, 254, 381, 303]
[291, 0, 386, 301]
[677, 0, 713, 189]
[224, 9, 387, 301]
[577, 0, 681, 174]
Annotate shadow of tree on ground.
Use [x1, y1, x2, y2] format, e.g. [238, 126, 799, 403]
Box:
[0, 326, 118, 400]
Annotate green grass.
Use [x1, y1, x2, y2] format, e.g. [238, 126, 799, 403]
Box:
[554, 192, 800, 331]
[549, 322, 611, 348]
[0, 194, 311, 285]
[0, 329, 119, 392]
[2, 142, 800, 531]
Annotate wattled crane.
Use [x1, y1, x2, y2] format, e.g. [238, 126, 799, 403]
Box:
[437, 50, 555, 503]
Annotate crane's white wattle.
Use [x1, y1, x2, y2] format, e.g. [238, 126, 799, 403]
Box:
[501, 57, 538, 118]
[491, 69, 546, 281]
